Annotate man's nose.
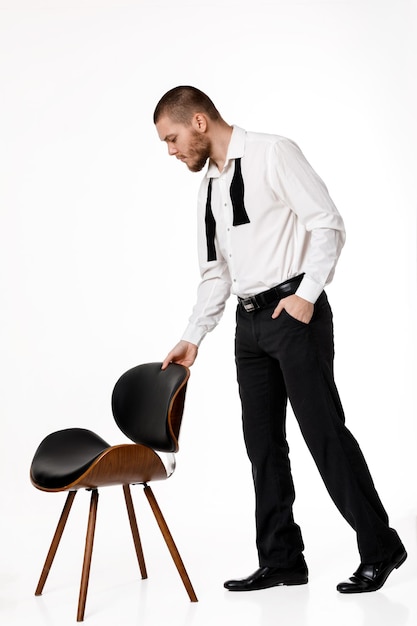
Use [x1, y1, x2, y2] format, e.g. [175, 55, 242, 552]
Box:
[168, 144, 178, 156]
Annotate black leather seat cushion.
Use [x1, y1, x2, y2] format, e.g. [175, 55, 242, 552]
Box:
[31, 428, 110, 490]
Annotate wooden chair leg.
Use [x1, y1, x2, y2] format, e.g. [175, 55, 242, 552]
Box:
[35, 490, 77, 596]
[77, 489, 99, 622]
[143, 485, 198, 602]
[123, 484, 147, 579]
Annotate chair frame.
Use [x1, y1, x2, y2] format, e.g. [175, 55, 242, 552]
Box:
[32, 364, 197, 621]
[35, 482, 197, 622]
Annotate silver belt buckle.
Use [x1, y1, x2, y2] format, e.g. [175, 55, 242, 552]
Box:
[241, 297, 257, 312]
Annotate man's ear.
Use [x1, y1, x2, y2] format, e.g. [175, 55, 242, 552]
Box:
[191, 113, 208, 133]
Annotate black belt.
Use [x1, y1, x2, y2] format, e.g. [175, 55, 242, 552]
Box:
[238, 274, 305, 313]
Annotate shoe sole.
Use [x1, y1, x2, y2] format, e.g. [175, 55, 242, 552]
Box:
[276, 578, 309, 587]
[225, 577, 308, 591]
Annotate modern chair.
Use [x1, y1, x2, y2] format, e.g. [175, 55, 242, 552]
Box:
[30, 362, 197, 622]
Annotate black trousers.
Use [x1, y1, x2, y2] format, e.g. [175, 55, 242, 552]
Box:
[235, 290, 401, 567]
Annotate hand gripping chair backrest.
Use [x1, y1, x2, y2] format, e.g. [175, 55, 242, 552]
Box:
[111, 362, 190, 453]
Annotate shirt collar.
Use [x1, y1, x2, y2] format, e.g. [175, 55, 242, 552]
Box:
[206, 125, 246, 178]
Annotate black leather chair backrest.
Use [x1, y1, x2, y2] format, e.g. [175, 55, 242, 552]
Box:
[111, 362, 189, 453]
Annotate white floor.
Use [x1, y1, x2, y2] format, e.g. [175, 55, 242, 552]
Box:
[2, 481, 416, 626]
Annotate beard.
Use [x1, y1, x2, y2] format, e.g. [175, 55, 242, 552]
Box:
[185, 131, 211, 172]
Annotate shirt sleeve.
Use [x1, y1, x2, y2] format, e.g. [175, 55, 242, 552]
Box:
[269, 138, 346, 303]
[181, 178, 232, 346]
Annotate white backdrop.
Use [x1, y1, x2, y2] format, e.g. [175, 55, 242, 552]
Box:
[1, 1, 416, 624]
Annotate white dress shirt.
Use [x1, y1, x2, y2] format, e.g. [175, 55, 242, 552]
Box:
[181, 126, 346, 346]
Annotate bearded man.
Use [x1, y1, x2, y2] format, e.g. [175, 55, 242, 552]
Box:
[153, 85, 406, 594]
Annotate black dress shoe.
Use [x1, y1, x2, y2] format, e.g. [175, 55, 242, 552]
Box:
[224, 562, 308, 592]
[337, 546, 407, 594]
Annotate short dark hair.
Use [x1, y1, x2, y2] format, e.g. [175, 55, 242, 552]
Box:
[153, 86, 221, 125]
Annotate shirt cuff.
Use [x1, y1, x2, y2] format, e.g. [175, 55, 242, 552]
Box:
[181, 323, 208, 347]
[295, 275, 324, 303]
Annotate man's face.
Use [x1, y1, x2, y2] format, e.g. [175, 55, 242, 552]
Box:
[156, 115, 211, 172]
